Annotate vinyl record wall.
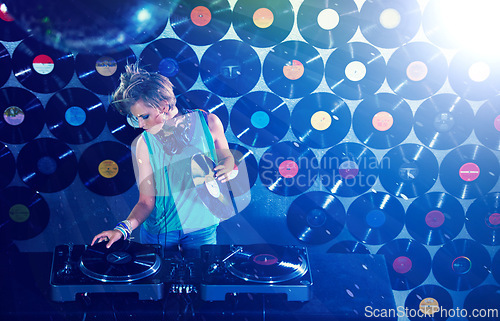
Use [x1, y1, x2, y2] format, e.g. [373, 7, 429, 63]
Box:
[1, 0, 500, 319]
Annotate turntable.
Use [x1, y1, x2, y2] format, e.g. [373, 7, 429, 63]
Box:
[50, 240, 165, 302]
[200, 244, 313, 302]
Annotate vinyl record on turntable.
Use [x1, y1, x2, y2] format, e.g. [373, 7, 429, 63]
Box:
[492, 250, 500, 285]
[439, 144, 500, 199]
[386, 42, 447, 100]
[12, 36, 74, 93]
[465, 193, 500, 246]
[327, 240, 370, 254]
[319, 143, 379, 197]
[106, 105, 143, 146]
[200, 40, 260, 97]
[170, 0, 231, 46]
[232, 0, 293, 48]
[414, 93, 474, 150]
[263, 41, 324, 99]
[191, 152, 234, 220]
[432, 239, 490, 291]
[449, 50, 500, 101]
[379, 144, 438, 199]
[346, 191, 405, 245]
[227, 143, 258, 196]
[406, 192, 465, 246]
[287, 191, 345, 244]
[353, 93, 413, 149]
[359, 0, 421, 49]
[75, 47, 136, 95]
[474, 96, 500, 151]
[0, 4, 28, 41]
[231, 91, 289, 148]
[377, 238, 431, 290]
[78, 141, 135, 196]
[45, 88, 106, 145]
[176, 90, 229, 131]
[0, 145, 15, 190]
[139, 38, 199, 94]
[0, 42, 11, 88]
[17, 138, 77, 193]
[325, 42, 386, 100]
[80, 240, 161, 282]
[291, 92, 350, 149]
[405, 285, 453, 321]
[224, 244, 309, 283]
[297, 0, 359, 49]
[0, 186, 49, 241]
[0, 87, 45, 144]
[464, 285, 500, 321]
[259, 141, 319, 196]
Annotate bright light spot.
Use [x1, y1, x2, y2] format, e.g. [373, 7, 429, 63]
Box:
[1, 3, 7, 14]
[380, 8, 401, 29]
[469, 61, 491, 82]
[137, 8, 152, 22]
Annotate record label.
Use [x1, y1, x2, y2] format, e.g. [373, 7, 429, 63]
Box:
[469, 62, 490, 82]
[459, 162, 480, 181]
[379, 8, 401, 29]
[279, 160, 299, 178]
[366, 210, 386, 228]
[407, 61, 428, 81]
[32, 54, 54, 75]
[9, 204, 29, 223]
[311, 111, 332, 131]
[426, 210, 445, 228]
[191, 6, 211, 26]
[253, 8, 273, 28]
[452, 256, 471, 274]
[372, 111, 393, 131]
[345, 61, 367, 81]
[95, 56, 117, 77]
[283, 60, 304, 80]
[37, 156, 57, 175]
[65, 106, 86, 126]
[317, 9, 339, 30]
[250, 111, 269, 129]
[98, 160, 119, 179]
[3, 106, 24, 125]
[495, 115, 500, 131]
[393, 256, 412, 274]
[159, 58, 179, 77]
[205, 177, 221, 198]
[339, 161, 359, 179]
[488, 213, 500, 227]
[419, 298, 440, 316]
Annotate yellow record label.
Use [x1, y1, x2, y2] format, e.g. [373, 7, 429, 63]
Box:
[311, 111, 332, 131]
[419, 297, 440, 315]
[253, 8, 274, 29]
[98, 159, 119, 178]
[95, 56, 118, 77]
[9, 204, 30, 223]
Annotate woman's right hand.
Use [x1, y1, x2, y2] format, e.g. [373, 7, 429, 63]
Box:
[91, 230, 123, 248]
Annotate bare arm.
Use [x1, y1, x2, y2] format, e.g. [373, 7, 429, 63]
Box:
[207, 113, 234, 183]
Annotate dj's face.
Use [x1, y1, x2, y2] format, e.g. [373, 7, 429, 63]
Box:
[129, 100, 178, 134]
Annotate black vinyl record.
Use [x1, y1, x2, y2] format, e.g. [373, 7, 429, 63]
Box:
[0, 144, 15, 190]
[0, 186, 49, 241]
[449, 50, 500, 101]
[432, 239, 490, 291]
[230, 91, 289, 148]
[297, 0, 359, 49]
[377, 238, 431, 290]
[200, 40, 260, 97]
[327, 240, 370, 254]
[0, 4, 28, 41]
[139, 38, 199, 94]
[463, 285, 500, 321]
[359, 0, 421, 49]
[492, 250, 500, 285]
[17, 138, 77, 193]
[474, 96, 500, 151]
[170, 0, 231, 46]
[353, 93, 413, 149]
[191, 153, 234, 220]
[325, 42, 386, 100]
[106, 105, 143, 146]
[415, 93, 474, 150]
[0, 42, 11, 88]
[12, 36, 74, 93]
[406, 192, 465, 246]
[439, 144, 500, 199]
[387, 42, 448, 100]
[287, 191, 345, 244]
[263, 41, 324, 99]
[45, 88, 106, 145]
[227, 143, 258, 196]
[176, 90, 229, 131]
[78, 141, 135, 196]
[291, 92, 350, 149]
[259, 141, 318, 196]
[465, 192, 500, 246]
[346, 191, 405, 245]
[319, 143, 379, 197]
[75, 47, 136, 95]
[232, 0, 293, 48]
[0, 87, 44, 144]
[379, 144, 438, 199]
[404, 285, 454, 321]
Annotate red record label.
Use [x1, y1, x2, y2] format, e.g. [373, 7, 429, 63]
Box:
[487, 213, 500, 227]
[459, 162, 480, 182]
[191, 6, 211, 27]
[32, 54, 55, 75]
[279, 160, 299, 178]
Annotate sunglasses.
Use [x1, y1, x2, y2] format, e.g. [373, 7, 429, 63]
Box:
[126, 113, 150, 128]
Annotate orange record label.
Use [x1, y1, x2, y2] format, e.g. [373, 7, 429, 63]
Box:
[372, 111, 393, 131]
[311, 111, 332, 131]
[95, 56, 118, 77]
[98, 160, 119, 178]
[191, 6, 211, 27]
[419, 298, 440, 316]
[253, 8, 274, 29]
[9, 204, 30, 223]
[3, 106, 24, 126]
[32, 54, 55, 75]
[407, 61, 428, 81]
[0, 3, 14, 22]
[283, 60, 304, 80]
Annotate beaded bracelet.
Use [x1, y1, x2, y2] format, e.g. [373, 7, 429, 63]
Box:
[114, 220, 131, 240]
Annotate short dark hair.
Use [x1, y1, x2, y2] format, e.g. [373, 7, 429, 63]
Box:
[111, 63, 176, 115]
